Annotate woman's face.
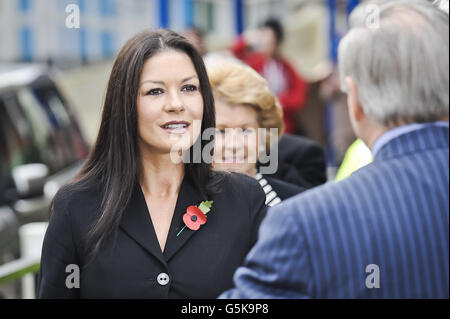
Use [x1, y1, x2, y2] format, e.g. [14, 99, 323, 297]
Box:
[213, 99, 260, 177]
[260, 27, 278, 59]
[137, 49, 204, 157]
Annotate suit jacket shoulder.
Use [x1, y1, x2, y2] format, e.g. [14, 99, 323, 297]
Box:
[218, 172, 268, 228]
[221, 172, 265, 198]
[221, 126, 449, 299]
[264, 175, 305, 201]
[50, 180, 103, 236]
[273, 133, 327, 189]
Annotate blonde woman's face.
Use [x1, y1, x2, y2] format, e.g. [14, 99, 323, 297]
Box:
[213, 99, 260, 177]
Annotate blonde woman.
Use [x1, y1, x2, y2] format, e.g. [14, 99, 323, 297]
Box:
[207, 60, 304, 206]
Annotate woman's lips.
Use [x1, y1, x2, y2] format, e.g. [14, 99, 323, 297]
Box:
[161, 122, 190, 134]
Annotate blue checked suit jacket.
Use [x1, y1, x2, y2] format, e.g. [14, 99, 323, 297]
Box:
[220, 125, 449, 298]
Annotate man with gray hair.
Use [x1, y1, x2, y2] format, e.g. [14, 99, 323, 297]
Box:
[220, 0, 449, 298]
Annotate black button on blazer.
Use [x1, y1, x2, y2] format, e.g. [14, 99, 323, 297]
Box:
[37, 172, 267, 299]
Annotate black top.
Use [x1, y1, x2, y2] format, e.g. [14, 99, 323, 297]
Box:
[254, 172, 304, 207]
[261, 133, 327, 189]
[264, 176, 305, 201]
[37, 172, 267, 299]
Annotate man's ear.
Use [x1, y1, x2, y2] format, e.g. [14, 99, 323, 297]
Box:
[345, 76, 364, 122]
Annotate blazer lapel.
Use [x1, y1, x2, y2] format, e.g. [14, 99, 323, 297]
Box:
[163, 173, 208, 262]
[119, 182, 167, 266]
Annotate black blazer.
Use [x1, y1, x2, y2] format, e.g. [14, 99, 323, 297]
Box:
[264, 176, 305, 201]
[37, 172, 267, 299]
[261, 133, 327, 189]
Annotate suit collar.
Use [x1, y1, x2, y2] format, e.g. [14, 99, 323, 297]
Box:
[119, 181, 166, 265]
[119, 172, 208, 265]
[374, 124, 449, 162]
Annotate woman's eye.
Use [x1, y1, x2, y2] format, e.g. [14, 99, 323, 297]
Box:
[182, 85, 198, 92]
[146, 88, 164, 96]
[243, 128, 255, 133]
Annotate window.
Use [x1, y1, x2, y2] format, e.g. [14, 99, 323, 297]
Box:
[0, 81, 88, 180]
[0, 93, 40, 174]
[18, 0, 32, 13]
[27, 82, 89, 171]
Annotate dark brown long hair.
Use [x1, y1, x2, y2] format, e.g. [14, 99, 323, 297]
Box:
[58, 29, 221, 258]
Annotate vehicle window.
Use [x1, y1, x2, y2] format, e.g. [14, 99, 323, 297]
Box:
[1, 87, 88, 178]
[0, 93, 41, 173]
[1, 77, 89, 185]
[31, 85, 71, 129]
[30, 83, 89, 166]
[16, 88, 63, 171]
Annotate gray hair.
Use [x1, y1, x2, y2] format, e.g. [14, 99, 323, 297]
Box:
[339, 0, 449, 126]
[434, 0, 449, 14]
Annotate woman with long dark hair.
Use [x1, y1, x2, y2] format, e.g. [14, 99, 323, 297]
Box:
[37, 29, 267, 298]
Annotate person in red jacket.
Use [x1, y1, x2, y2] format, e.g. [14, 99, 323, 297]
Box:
[231, 18, 308, 134]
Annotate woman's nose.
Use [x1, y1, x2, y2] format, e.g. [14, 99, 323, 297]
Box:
[224, 129, 245, 150]
[165, 91, 185, 112]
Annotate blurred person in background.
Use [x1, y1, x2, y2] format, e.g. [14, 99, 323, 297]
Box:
[319, 67, 357, 166]
[320, 67, 374, 182]
[334, 138, 372, 181]
[38, 29, 268, 298]
[184, 26, 206, 57]
[231, 18, 308, 135]
[220, 0, 449, 298]
[208, 60, 305, 206]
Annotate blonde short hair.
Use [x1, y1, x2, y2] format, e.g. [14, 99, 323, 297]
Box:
[207, 60, 285, 149]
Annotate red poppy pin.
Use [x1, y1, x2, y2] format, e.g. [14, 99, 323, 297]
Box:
[176, 200, 214, 237]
